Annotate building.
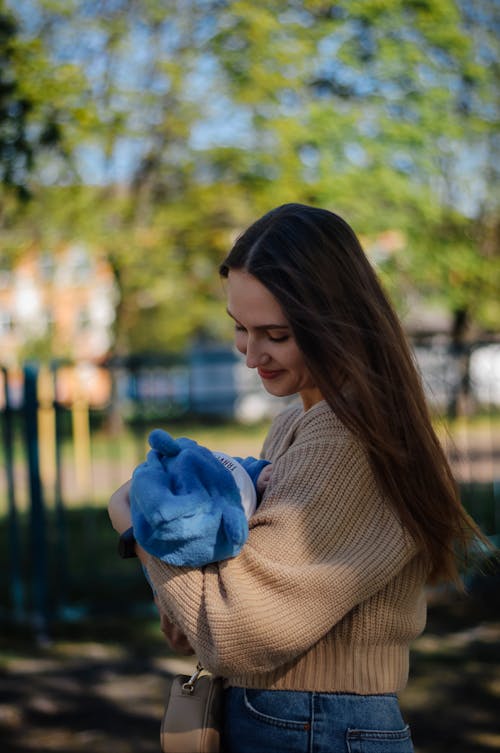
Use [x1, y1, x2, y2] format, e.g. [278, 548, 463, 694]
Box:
[0, 243, 118, 367]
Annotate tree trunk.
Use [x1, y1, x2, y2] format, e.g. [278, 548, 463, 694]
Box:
[447, 307, 472, 419]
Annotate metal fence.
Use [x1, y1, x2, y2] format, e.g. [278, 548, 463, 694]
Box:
[1, 341, 499, 638]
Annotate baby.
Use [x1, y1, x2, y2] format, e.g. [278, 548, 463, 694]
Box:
[129, 428, 272, 568]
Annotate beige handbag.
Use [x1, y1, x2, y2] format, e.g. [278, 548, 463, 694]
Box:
[160, 663, 224, 753]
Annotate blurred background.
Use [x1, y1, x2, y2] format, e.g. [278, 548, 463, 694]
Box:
[0, 1, 498, 751]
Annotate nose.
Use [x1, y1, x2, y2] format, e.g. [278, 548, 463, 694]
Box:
[245, 337, 269, 369]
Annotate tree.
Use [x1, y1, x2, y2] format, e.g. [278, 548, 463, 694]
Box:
[2, 0, 498, 358]
[212, 0, 499, 335]
[0, 0, 95, 207]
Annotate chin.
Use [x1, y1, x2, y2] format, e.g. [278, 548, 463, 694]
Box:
[262, 383, 295, 398]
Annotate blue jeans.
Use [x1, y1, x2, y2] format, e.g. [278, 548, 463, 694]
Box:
[223, 687, 414, 753]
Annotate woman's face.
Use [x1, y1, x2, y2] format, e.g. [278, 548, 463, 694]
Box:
[226, 269, 322, 410]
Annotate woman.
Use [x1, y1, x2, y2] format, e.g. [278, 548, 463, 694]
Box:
[109, 203, 487, 753]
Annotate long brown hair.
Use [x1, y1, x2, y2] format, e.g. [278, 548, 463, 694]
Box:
[220, 203, 488, 585]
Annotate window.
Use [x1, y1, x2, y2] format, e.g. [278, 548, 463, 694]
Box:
[0, 309, 14, 334]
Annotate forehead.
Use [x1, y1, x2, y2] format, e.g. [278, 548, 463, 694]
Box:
[226, 269, 287, 325]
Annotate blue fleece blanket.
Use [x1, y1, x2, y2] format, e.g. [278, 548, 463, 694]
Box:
[130, 429, 268, 566]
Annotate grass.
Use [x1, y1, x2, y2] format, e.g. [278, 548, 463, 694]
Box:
[0, 416, 272, 513]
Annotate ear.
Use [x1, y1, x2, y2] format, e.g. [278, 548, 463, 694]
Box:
[148, 429, 180, 457]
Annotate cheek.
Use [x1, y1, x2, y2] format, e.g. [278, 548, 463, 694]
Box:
[286, 343, 306, 372]
[234, 331, 247, 354]
[287, 347, 313, 382]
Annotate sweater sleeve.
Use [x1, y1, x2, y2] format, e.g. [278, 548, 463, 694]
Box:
[145, 432, 420, 677]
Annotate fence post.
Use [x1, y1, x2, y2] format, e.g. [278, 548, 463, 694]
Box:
[71, 367, 92, 503]
[52, 364, 69, 614]
[1, 367, 25, 622]
[23, 364, 49, 641]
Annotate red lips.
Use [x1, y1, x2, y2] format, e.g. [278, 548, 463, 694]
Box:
[258, 368, 284, 380]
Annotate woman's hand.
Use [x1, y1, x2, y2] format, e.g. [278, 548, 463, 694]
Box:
[155, 598, 195, 655]
[108, 479, 133, 534]
[109, 481, 194, 656]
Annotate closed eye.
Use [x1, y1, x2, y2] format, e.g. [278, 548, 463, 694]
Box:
[232, 318, 289, 342]
[268, 334, 289, 343]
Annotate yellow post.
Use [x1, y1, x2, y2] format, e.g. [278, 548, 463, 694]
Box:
[37, 365, 57, 504]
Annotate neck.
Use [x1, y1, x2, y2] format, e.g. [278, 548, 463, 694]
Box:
[300, 387, 324, 411]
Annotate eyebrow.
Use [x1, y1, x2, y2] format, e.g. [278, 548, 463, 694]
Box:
[226, 308, 289, 331]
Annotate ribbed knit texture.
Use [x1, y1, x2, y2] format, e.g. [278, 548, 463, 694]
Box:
[146, 400, 429, 694]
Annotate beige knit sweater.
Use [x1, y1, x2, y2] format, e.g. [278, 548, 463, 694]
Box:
[146, 400, 429, 694]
